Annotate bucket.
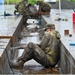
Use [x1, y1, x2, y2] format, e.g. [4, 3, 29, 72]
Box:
[72, 12, 75, 23]
[27, 19, 39, 24]
[72, 11, 75, 32]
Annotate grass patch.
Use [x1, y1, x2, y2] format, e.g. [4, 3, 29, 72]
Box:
[70, 0, 75, 2]
[4, 0, 21, 4]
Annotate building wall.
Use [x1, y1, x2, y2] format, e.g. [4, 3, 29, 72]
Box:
[60, 42, 75, 74]
[0, 40, 11, 74]
[50, 0, 75, 9]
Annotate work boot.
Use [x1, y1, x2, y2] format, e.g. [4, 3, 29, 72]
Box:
[17, 56, 22, 62]
[10, 60, 25, 70]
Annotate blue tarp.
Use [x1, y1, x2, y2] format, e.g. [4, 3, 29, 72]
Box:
[70, 42, 75, 46]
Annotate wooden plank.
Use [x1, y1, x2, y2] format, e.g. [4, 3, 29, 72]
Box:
[0, 36, 14, 46]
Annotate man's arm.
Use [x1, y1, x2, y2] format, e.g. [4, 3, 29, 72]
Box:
[39, 32, 50, 50]
[11, 44, 27, 50]
[55, 31, 61, 39]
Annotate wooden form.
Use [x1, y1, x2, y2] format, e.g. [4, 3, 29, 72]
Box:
[64, 30, 69, 35]
[0, 36, 14, 46]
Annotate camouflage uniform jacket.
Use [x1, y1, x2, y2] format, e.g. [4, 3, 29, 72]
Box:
[15, 1, 31, 16]
[39, 30, 61, 65]
[37, 1, 51, 11]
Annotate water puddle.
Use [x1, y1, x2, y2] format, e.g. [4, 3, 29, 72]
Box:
[27, 24, 40, 29]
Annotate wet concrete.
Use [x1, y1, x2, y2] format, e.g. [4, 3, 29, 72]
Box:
[20, 28, 41, 44]
[20, 65, 59, 74]
[0, 39, 10, 57]
[0, 5, 24, 74]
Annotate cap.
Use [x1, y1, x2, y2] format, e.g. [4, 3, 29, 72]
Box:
[47, 24, 55, 29]
[44, 24, 55, 31]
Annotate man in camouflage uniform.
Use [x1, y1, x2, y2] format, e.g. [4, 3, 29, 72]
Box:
[36, 1, 51, 13]
[14, 0, 35, 22]
[10, 24, 61, 69]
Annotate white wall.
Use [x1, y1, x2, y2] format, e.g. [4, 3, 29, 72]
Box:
[44, 0, 56, 2]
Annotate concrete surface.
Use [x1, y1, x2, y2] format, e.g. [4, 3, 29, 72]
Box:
[0, 5, 23, 74]
[0, 39, 10, 57]
[51, 0, 75, 9]
[0, 38, 11, 74]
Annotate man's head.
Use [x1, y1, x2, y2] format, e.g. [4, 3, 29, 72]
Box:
[23, 0, 28, 4]
[45, 24, 55, 32]
[36, 1, 43, 5]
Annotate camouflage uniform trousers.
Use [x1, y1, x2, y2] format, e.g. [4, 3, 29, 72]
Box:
[19, 42, 55, 67]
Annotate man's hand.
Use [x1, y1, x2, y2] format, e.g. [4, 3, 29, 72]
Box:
[14, 10, 18, 15]
[21, 44, 27, 48]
